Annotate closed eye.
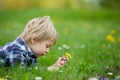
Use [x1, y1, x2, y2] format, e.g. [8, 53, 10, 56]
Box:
[46, 45, 49, 48]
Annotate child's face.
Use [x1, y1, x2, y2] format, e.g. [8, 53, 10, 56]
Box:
[30, 40, 53, 58]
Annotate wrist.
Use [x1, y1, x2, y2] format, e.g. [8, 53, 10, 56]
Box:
[47, 64, 59, 71]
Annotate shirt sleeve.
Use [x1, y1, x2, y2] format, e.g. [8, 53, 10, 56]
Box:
[2, 47, 38, 67]
[3, 45, 28, 67]
[5, 51, 37, 67]
[5, 50, 24, 67]
[20, 52, 27, 66]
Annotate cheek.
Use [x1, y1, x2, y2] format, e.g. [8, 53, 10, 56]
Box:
[38, 45, 45, 51]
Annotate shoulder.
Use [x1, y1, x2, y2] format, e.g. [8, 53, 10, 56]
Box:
[2, 38, 27, 54]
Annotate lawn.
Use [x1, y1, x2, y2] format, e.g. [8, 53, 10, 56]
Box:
[0, 8, 120, 80]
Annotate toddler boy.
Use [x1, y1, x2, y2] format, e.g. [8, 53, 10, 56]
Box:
[0, 16, 67, 71]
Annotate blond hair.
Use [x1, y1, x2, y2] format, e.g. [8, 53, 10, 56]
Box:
[19, 16, 57, 45]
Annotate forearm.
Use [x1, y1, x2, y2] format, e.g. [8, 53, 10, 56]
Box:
[47, 64, 59, 71]
[47, 56, 68, 71]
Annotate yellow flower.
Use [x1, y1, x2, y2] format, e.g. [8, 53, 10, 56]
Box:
[111, 29, 116, 34]
[106, 35, 112, 40]
[106, 35, 115, 43]
[108, 37, 114, 42]
[0, 78, 4, 80]
[65, 52, 72, 59]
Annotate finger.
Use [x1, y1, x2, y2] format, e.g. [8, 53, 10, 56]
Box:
[59, 61, 65, 66]
[60, 60, 67, 65]
[61, 56, 67, 60]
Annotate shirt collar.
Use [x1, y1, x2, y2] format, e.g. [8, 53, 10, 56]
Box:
[16, 37, 37, 59]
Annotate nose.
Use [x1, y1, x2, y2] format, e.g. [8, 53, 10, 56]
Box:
[46, 48, 49, 53]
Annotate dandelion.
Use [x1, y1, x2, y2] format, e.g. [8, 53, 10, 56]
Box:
[0, 78, 4, 80]
[62, 44, 70, 50]
[35, 66, 38, 70]
[57, 44, 70, 51]
[57, 46, 62, 51]
[111, 29, 116, 34]
[88, 77, 98, 80]
[35, 77, 42, 80]
[108, 72, 113, 76]
[65, 52, 72, 59]
[106, 35, 115, 43]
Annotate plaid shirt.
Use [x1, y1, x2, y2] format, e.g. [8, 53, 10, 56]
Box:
[0, 37, 37, 67]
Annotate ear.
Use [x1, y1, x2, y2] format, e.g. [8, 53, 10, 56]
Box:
[30, 36, 36, 44]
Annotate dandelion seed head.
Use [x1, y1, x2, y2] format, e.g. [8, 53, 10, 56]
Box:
[108, 72, 113, 76]
[35, 77, 42, 80]
[35, 66, 38, 70]
[62, 44, 70, 50]
[88, 77, 98, 80]
[57, 46, 62, 50]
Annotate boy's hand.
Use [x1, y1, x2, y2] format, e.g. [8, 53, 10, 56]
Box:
[47, 56, 68, 71]
[54, 56, 68, 67]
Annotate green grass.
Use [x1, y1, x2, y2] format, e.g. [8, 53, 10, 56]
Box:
[0, 8, 120, 80]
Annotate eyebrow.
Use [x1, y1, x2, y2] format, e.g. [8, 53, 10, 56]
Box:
[47, 43, 53, 47]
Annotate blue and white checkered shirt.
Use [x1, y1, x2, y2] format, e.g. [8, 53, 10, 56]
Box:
[0, 37, 37, 67]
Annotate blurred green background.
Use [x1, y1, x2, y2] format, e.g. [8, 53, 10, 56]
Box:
[0, 0, 120, 45]
[0, 0, 120, 10]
